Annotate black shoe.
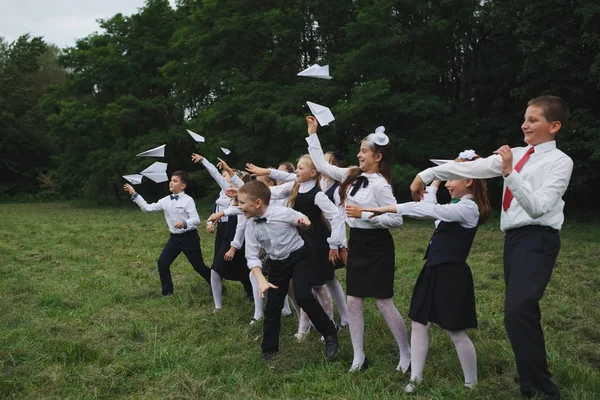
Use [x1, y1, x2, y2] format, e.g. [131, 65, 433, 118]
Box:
[262, 351, 278, 361]
[324, 333, 338, 360]
[162, 291, 173, 296]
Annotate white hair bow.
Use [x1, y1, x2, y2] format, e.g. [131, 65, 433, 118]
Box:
[367, 126, 389, 146]
[458, 149, 477, 160]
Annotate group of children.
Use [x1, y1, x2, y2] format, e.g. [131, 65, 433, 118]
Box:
[123, 95, 572, 399]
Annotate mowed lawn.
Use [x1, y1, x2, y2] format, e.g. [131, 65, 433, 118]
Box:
[0, 202, 599, 399]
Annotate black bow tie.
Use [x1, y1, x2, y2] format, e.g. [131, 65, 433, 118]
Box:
[254, 217, 267, 224]
[350, 176, 369, 196]
[170, 195, 179, 200]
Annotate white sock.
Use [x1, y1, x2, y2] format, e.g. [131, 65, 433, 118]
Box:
[376, 298, 411, 372]
[347, 295, 365, 368]
[410, 321, 430, 382]
[447, 330, 477, 387]
[282, 295, 292, 314]
[211, 270, 222, 310]
[326, 277, 348, 326]
[249, 271, 263, 320]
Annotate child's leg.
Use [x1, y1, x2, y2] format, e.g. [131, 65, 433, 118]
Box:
[409, 321, 430, 383]
[313, 284, 334, 321]
[241, 274, 254, 300]
[347, 295, 366, 369]
[375, 298, 411, 373]
[261, 266, 292, 355]
[180, 231, 212, 286]
[211, 270, 223, 310]
[249, 271, 263, 322]
[326, 277, 348, 326]
[282, 295, 292, 316]
[447, 330, 477, 387]
[157, 236, 182, 295]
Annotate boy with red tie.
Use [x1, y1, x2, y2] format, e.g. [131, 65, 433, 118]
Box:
[410, 96, 573, 399]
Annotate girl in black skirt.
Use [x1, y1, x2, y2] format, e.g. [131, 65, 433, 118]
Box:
[306, 117, 410, 373]
[191, 153, 253, 311]
[362, 150, 492, 392]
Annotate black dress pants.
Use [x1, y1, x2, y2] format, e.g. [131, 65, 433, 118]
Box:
[504, 226, 561, 400]
[156, 229, 211, 295]
[261, 247, 336, 354]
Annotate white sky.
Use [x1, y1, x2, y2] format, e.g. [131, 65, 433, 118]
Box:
[0, 0, 176, 48]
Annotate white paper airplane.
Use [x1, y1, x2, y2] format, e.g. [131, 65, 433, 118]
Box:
[140, 162, 168, 183]
[136, 144, 165, 157]
[221, 147, 231, 155]
[306, 101, 335, 126]
[123, 174, 143, 185]
[186, 129, 205, 142]
[430, 159, 451, 166]
[297, 64, 332, 80]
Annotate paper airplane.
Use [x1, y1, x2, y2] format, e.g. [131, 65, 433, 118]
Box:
[221, 147, 231, 155]
[187, 129, 205, 142]
[136, 144, 165, 157]
[306, 101, 335, 126]
[123, 174, 143, 185]
[430, 159, 451, 166]
[297, 64, 332, 80]
[140, 162, 168, 183]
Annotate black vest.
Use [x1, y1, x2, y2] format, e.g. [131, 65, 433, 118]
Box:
[294, 185, 324, 224]
[424, 221, 477, 267]
[324, 182, 340, 205]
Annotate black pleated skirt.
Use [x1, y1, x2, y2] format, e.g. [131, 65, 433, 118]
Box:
[212, 218, 248, 281]
[346, 228, 395, 298]
[408, 261, 477, 330]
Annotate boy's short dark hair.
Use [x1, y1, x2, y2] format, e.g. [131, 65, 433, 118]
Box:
[239, 180, 271, 205]
[528, 96, 570, 126]
[171, 171, 190, 186]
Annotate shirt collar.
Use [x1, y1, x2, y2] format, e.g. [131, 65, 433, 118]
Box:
[531, 140, 556, 155]
[299, 180, 317, 193]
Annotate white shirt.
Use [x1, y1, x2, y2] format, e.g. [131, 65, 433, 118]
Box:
[230, 214, 247, 249]
[132, 191, 200, 234]
[244, 206, 307, 269]
[397, 186, 479, 229]
[418, 141, 573, 231]
[269, 179, 346, 249]
[201, 158, 233, 222]
[306, 133, 403, 229]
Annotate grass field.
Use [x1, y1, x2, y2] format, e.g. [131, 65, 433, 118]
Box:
[0, 202, 599, 399]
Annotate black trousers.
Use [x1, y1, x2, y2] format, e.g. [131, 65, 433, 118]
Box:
[262, 247, 336, 354]
[156, 229, 211, 295]
[504, 226, 561, 400]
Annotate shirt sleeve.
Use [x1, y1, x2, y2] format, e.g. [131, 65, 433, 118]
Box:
[422, 185, 439, 204]
[314, 192, 345, 249]
[360, 182, 404, 228]
[396, 200, 479, 228]
[215, 193, 231, 208]
[132, 193, 164, 212]
[277, 207, 308, 226]
[244, 224, 262, 269]
[223, 206, 244, 216]
[505, 155, 573, 219]
[231, 174, 245, 188]
[201, 158, 231, 191]
[306, 134, 349, 182]
[269, 181, 295, 201]
[230, 214, 247, 249]
[269, 169, 297, 182]
[184, 198, 201, 229]
[419, 154, 503, 184]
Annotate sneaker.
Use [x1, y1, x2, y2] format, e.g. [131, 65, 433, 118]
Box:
[262, 351, 278, 361]
[404, 379, 421, 394]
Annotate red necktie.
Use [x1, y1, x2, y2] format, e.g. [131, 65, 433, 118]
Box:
[502, 147, 535, 211]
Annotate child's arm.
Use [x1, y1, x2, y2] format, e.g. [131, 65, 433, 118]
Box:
[346, 183, 403, 228]
[182, 198, 201, 229]
[268, 168, 296, 183]
[123, 184, 163, 212]
[192, 153, 231, 191]
[225, 215, 247, 261]
[422, 181, 442, 204]
[314, 192, 345, 248]
[245, 223, 278, 298]
[250, 267, 278, 298]
[305, 117, 349, 182]
[398, 200, 479, 227]
[277, 207, 311, 229]
[269, 181, 295, 201]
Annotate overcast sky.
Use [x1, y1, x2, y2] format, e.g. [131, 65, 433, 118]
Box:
[0, 0, 176, 48]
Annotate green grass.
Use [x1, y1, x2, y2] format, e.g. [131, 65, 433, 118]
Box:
[0, 202, 599, 399]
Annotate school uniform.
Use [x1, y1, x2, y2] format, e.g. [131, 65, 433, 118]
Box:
[131, 191, 211, 295]
[268, 176, 345, 286]
[306, 134, 403, 299]
[419, 141, 573, 399]
[399, 187, 479, 331]
[244, 205, 337, 355]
